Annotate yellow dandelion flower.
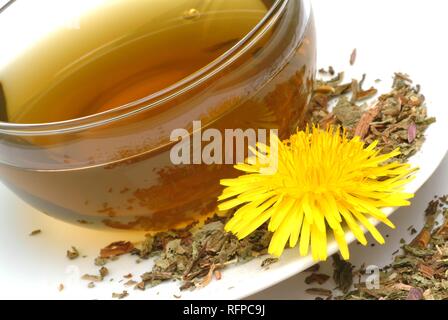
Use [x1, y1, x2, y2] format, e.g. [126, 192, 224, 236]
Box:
[218, 126, 416, 261]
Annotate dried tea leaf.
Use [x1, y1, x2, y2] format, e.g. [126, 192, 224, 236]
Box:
[336, 195, 448, 300]
[81, 266, 109, 283]
[305, 273, 330, 285]
[81, 274, 103, 282]
[408, 122, 417, 143]
[332, 254, 354, 294]
[214, 270, 222, 281]
[411, 228, 432, 249]
[350, 48, 357, 66]
[307, 70, 434, 163]
[135, 236, 155, 259]
[124, 279, 137, 287]
[100, 241, 134, 258]
[306, 288, 332, 297]
[407, 288, 423, 300]
[318, 66, 335, 76]
[353, 103, 382, 138]
[356, 87, 378, 101]
[29, 229, 42, 236]
[94, 257, 109, 266]
[67, 247, 80, 260]
[261, 258, 279, 268]
[315, 85, 336, 95]
[332, 96, 363, 129]
[196, 264, 217, 288]
[128, 216, 272, 291]
[99, 267, 109, 278]
[112, 291, 129, 299]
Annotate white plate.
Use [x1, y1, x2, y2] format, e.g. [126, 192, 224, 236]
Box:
[0, 0, 447, 300]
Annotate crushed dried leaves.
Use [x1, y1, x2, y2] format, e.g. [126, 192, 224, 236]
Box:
[307, 71, 435, 162]
[66, 246, 80, 260]
[100, 241, 134, 259]
[112, 290, 129, 299]
[337, 195, 448, 300]
[81, 267, 109, 283]
[29, 229, 41, 236]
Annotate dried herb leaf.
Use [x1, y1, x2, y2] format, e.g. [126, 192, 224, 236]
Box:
[81, 274, 103, 282]
[29, 230, 42, 236]
[332, 254, 354, 294]
[67, 247, 80, 260]
[100, 241, 134, 258]
[112, 291, 129, 299]
[337, 195, 448, 300]
[305, 273, 330, 285]
[261, 258, 279, 268]
[350, 48, 357, 66]
[306, 288, 332, 297]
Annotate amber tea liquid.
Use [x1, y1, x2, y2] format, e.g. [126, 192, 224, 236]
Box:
[0, 0, 316, 230]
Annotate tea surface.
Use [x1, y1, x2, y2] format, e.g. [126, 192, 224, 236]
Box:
[0, 0, 273, 123]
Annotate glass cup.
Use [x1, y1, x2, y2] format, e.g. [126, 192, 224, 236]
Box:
[0, 0, 316, 231]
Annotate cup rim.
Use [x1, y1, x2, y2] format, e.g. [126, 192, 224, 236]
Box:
[0, 0, 296, 135]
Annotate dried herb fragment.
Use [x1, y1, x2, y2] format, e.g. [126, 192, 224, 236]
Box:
[112, 291, 129, 299]
[130, 217, 271, 291]
[307, 69, 435, 163]
[306, 288, 332, 297]
[337, 195, 448, 300]
[332, 254, 354, 294]
[100, 241, 134, 258]
[350, 48, 357, 66]
[214, 270, 222, 281]
[29, 229, 41, 236]
[82, 267, 109, 283]
[94, 257, 109, 266]
[407, 288, 424, 300]
[305, 273, 330, 285]
[261, 258, 279, 268]
[99, 267, 109, 278]
[319, 66, 335, 76]
[66, 247, 80, 260]
[124, 280, 137, 287]
[82, 274, 103, 282]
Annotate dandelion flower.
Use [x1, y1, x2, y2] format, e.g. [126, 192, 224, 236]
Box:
[218, 126, 416, 261]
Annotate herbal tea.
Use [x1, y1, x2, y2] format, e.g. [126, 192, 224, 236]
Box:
[0, 0, 316, 231]
[0, 0, 275, 123]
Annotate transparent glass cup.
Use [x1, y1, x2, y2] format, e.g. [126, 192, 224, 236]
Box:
[0, 0, 316, 231]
